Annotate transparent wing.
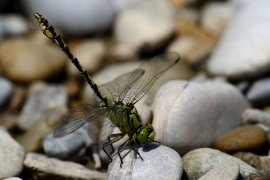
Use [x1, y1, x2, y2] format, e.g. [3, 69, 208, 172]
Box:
[53, 104, 107, 138]
[119, 52, 180, 104]
[93, 70, 143, 104]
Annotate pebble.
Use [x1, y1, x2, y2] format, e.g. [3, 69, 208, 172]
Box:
[242, 108, 270, 127]
[81, 59, 194, 104]
[108, 145, 182, 180]
[152, 80, 250, 155]
[24, 152, 107, 180]
[66, 39, 106, 77]
[114, 0, 175, 60]
[246, 77, 270, 106]
[0, 38, 66, 83]
[0, 77, 13, 107]
[43, 123, 92, 160]
[17, 84, 67, 130]
[182, 148, 264, 180]
[215, 125, 267, 152]
[201, 2, 234, 36]
[24, 0, 114, 36]
[233, 152, 270, 178]
[16, 106, 68, 152]
[0, 112, 18, 130]
[207, 0, 270, 80]
[8, 86, 26, 112]
[3, 178, 23, 180]
[197, 160, 240, 180]
[0, 127, 24, 179]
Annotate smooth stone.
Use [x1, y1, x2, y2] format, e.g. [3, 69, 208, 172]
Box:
[114, 0, 175, 60]
[8, 86, 26, 112]
[182, 148, 264, 180]
[67, 39, 106, 77]
[215, 125, 267, 152]
[246, 77, 270, 106]
[197, 160, 240, 180]
[201, 2, 234, 36]
[18, 84, 67, 130]
[0, 14, 28, 36]
[207, 0, 270, 80]
[233, 152, 270, 178]
[24, 152, 107, 180]
[242, 108, 270, 127]
[108, 145, 182, 180]
[0, 127, 24, 179]
[0, 77, 13, 106]
[24, 0, 114, 35]
[0, 38, 66, 83]
[0, 111, 19, 130]
[16, 106, 68, 152]
[152, 80, 250, 155]
[167, 36, 215, 64]
[81, 59, 194, 104]
[43, 123, 92, 160]
[3, 178, 23, 180]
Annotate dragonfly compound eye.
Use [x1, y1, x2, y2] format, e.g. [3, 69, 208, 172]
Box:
[137, 128, 148, 143]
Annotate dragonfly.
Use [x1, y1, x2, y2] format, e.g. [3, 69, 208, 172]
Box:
[34, 12, 181, 167]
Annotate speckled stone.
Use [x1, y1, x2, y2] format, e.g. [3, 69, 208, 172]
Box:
[183, 148, 264, 180]
[215, 125, 267, 152]
[153, 80, 250, 155]
[24, 152, 107, 180]
[108, 145, 182, 180]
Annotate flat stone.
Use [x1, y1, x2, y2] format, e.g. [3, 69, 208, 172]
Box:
[108, 145, 182, 180]
[183, 148, 264, 180]
[24, 152, 107, 180]
[207, 0, 270, 80]
[152, 80, 250, 155]
[198, 160, 240, 180]
[17, 84, 67, 130]
[0, 127, 24, 179]
[215, 125, 267, 152]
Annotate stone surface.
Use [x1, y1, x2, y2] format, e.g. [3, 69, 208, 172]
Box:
[16, 106, 68, 152]
[215, 125, 267, 152]
[17, 84, 67, 130]
[201, 2, 234, 36]
[24, 0, 114, 35]
[114, 0, 175, 60]
[3, 178, 23, 180]
[152, 80, 250, 155]
[0, 38, 66, 83]
[0, 127, 24, 179]
[0, 77, 13, 106]
[246, 77, 270, 106]
[108, 145, 182, 180]
[0, 14, 28, 37]
[24, 152, 107, 180]
[67, 39, 106, 77]
[233, 152, 270, 178]
[242, 108, 270, 127]
[43, 123, 92, 160]
[182, 148, 264, 180]
[197, 160, 240, 180]
[207, 0, 270, 80]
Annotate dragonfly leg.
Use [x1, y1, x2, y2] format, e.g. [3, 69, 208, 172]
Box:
[117, 139, 132, 167]
[107, 133, 123, 155]
[130, 141, 143, 161]
[102, 133, 125, 164]
[153, 140, 161, 145]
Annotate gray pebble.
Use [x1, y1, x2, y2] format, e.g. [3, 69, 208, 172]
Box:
[247, 77, 270, 106]
[0, 77, 12, 107]
[207, 0, 270, 79]
[24, 152, 107, 180]
[3, 178, 23, 180]
[0, 14, 28, 37]
[198, 160, 240, 180]
[24, 0, 114, 35]
[18, 84, 67, 130]
[108, 145, 182, 180]
[183, 148, 264, 180]
[242, 108, 270, 127]
[0, 127, 24, 179]
[153, 80, 249, 155]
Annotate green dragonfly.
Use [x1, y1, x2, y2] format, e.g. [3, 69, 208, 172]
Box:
[34, 12, 180, 167]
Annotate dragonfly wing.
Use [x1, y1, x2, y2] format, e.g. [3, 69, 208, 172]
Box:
[119, 52, 180, 104]
[53, 104, 107, 138]
[93, 71, 142, 103]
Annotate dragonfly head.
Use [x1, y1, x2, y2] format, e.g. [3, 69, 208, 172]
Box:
[137, 124, 156, 145]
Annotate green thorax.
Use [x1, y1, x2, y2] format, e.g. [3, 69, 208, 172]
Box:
[105, 102, 141, 136]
